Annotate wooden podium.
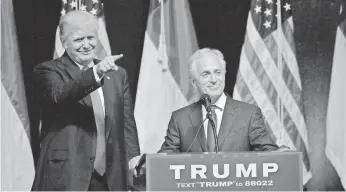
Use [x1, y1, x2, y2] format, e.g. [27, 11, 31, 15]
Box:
[143, 152, 303, 191]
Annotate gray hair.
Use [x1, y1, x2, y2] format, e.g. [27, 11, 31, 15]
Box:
[59, 11, 98, 45]
[188, 48, 226, 79]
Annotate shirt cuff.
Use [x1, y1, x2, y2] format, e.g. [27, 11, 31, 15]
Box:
[93, 65, 103, 82]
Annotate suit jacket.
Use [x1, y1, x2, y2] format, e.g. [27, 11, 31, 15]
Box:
[32, 53, 140, 191]
[158, 95, 278, 153]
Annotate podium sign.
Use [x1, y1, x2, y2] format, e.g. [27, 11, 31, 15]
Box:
[146, 152, 302, 191]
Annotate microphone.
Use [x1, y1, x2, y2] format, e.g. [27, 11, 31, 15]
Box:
[185, 115, 208, 152]
[199, 94, 219, 153]
[185, 94, 211, 152]
[200, 94, 212, 113]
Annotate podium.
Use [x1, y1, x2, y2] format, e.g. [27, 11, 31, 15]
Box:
[144, 152, 302, 191]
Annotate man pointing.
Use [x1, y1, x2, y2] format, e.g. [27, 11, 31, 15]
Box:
[33, 11, 141, 191]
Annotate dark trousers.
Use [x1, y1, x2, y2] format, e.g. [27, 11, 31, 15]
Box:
[88, 171, 109, 191]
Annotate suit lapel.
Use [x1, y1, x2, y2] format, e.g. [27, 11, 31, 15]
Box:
[61, 52, 81, 81]
[188, 103, 208, 152]
[102, 78, 113, 140]
[218, 96, 237, 149]
[61, 53, 93, 106]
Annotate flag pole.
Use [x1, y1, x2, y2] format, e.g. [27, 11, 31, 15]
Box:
[277, 0, 284, 141]
[158, 0, 168, 71]
[77, 0, 81, 10]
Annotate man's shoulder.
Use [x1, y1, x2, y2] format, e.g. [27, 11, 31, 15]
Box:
[172, 102, 199, 116]
[34, 57, 64, 71]
[227, 96, 259, 111]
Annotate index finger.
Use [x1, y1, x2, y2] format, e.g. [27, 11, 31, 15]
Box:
[108, 54, 124, 62]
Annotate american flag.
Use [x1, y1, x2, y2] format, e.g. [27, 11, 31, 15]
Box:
[54, 0, 111, 59]
[233, 0, 311, 184]
[59, 0, 104, 17]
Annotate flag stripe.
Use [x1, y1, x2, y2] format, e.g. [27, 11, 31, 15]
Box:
[283, 18, 297, 58]
[281, 59, 304, 112]
[135, 33, 189, 152]
[243, 33, 309, 168]
[239, 49, 294, 146]
[1, 27, 30, 137]
[274, 22, 302, 88]
[263, 34, 279, 68]
[287, 17, 294, 31]
[234, 71, 258, 106]
[282, 106, 310, 169]
[135, 0, 199, 153]
[235, 0, 311, 184]
[236, 50, 311, 183]
[325, 20, 346, 188]
[339, 19, 346, 37]
[244, 34, 279, 113]
[262, 30, 304, 110]
[146, 0, 198, 101]
[1, 0, 35, 190]
[263, 30, 304, 114]
[245, 13, 309, 149]
[146, 1, 161, 49]
[263, 32, 304, 114]
[233, 74, 276, 138]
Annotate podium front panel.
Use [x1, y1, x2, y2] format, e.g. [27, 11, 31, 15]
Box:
[146, 152, 302, 191]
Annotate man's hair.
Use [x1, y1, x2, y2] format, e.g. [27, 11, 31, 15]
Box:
[188, 48, 226, 79]
[59, 11, 98, 44]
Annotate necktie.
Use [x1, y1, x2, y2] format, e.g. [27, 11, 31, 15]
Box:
[82, 66, 106, 175]
[207, 105, 218, 152]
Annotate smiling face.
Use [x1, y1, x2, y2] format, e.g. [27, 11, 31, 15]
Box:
[64, 27, 97, 66]
[60, 11, 98, 66]
[191, 52, 226, 103]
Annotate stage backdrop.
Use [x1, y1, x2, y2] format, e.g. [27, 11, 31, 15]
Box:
[12, 0, 344, 190]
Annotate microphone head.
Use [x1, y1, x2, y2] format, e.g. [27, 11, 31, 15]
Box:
[200, 94, 211, 112]
[200, 94, 211, 102]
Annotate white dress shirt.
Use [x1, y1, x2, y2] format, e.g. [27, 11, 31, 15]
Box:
[75, 61, 105, 116]
[202, 92, 227, 140]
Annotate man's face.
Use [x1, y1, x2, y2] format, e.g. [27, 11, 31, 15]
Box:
[192, 53, 226, 103]
[64, 26, 97, 66]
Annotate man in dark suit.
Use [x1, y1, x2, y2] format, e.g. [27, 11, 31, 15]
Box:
[33, 11, 141, 191]
[159, 48, 284, 153]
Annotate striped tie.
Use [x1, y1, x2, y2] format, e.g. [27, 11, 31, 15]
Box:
[207, 105, 218, 152]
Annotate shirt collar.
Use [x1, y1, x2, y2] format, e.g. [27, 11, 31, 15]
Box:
[213, 92, 227, 111]
[74, 61, 95, 70]
[202, 92, 227, 112]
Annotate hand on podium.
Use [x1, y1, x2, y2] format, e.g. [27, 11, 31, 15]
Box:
[274, 145, 296, 152]
[135, 163, 146, 177]
[132, 154, 146, 177]
[129, 155, 145, 177]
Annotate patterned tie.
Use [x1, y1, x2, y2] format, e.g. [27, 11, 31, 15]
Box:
[82, 66, 106, 175]
[207, 105, 218, 152]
